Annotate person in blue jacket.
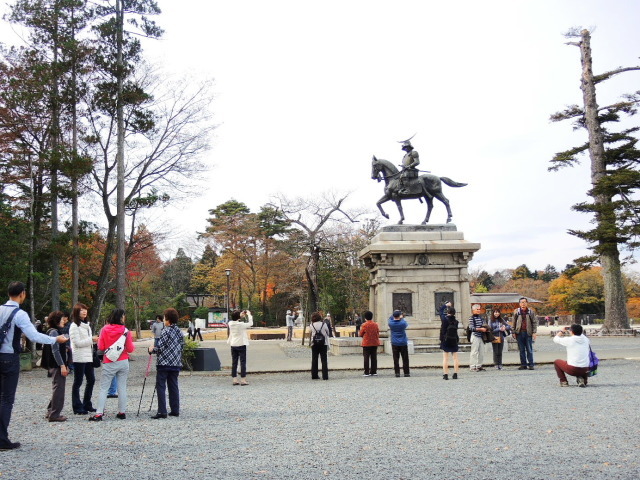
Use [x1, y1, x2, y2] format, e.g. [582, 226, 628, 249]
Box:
[388, 310, 410, 377]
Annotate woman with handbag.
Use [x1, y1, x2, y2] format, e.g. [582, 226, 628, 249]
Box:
[489, 309, 510, 370]
[89, 309, 135, 421]
[68, 303, 98, 415]
[43, 311, 70, 422]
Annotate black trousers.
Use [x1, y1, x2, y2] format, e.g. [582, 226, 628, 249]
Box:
[231, 346, 247, 378]
[156, 368, 180, 415]
[363, 346, 378, 375]
[311, 344, 328, 380]
[392, 345, 410, 375]
[71, 362, 95, 412]
[0, 354, 20, 443]
[492, 340, 504, 366]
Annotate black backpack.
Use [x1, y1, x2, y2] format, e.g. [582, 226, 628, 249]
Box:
[445, 319, 459, 345]
[312, 324, 325, 346]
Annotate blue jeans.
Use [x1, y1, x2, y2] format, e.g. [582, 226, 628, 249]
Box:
[108, 376, 117, 396]
[0, 354, 20, 443]
[517, 332, 534, 367]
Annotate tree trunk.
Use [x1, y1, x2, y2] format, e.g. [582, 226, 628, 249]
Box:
[579, 29, 629, 330]
[306, 245, 320, 313]
[70, 10, 79, 307]
[115, 0, 126, 309]
[90, 216, 117, 324]
[50, 10, 61, 311]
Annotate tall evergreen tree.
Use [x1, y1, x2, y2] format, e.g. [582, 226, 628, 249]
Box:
[550, 29, 640, 330]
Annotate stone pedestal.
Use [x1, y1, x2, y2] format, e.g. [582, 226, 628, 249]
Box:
[359, 225, 480, 345]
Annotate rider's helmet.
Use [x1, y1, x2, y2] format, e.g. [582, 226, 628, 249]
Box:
[398, 134, 416, 152]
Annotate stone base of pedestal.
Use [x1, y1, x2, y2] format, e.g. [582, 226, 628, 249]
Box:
[359, 224, 481, 341]
[329, 337, 384, 356]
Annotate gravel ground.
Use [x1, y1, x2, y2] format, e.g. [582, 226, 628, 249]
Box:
[0, 352, 638, 480]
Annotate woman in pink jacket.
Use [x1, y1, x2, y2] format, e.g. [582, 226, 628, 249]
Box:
[88, 309, 135, 421]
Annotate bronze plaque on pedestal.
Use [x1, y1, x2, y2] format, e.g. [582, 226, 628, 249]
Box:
[392, 293, 413, 316]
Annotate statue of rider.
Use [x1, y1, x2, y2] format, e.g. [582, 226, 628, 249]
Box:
[398, 136, 420, 195]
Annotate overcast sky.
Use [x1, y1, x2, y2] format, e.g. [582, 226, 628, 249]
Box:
[3, 0, 640, 274]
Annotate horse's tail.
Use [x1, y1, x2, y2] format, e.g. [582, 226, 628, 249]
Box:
[440, 177, 467, 188]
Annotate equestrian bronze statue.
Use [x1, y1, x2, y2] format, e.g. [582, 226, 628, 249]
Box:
[371, 156, 467, 225]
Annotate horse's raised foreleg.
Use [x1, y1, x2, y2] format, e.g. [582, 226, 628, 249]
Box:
[422, 196, 434, 224]
[395, 200, 404, 225]
[376, 196, 390, 220]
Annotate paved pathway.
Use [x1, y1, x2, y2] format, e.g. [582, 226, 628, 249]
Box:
[0, 335, 636, 479]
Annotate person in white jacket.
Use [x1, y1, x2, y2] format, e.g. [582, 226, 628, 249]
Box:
[68, 303, 98, 414]
[553, 324, 591, 387]
[227, 310, 253, 385]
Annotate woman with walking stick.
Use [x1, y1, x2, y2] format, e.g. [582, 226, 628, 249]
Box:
[148, 308, 184, 419]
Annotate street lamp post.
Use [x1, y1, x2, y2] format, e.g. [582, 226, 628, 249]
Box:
[225, 269, 231, 322]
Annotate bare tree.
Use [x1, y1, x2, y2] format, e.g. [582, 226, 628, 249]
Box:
[269, 192, 364, 342]
[86, 74, 215, 321]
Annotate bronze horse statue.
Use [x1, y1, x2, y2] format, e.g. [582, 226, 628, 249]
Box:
[371, 156, 467, 224]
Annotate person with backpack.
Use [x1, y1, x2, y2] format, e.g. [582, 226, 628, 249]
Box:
[42, 311, 70, 422]
[553, 324, 591, 387]
[489, 309, 510, 370]
[511, 297, 538, 370]
[388, 310, 410, 377]
[439, 302, 459, 380]
[88, 309, 135, 421]
[359, 311, 379, 376]
[0, 282, 67, 450]
[309, 312, 330, 380]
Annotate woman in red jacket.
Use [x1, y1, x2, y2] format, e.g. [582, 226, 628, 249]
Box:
[88, 309, 135, 421]
[359, 311, 380, 376]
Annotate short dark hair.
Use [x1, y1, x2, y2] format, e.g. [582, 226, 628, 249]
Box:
[570, 324, 583, 335]
[231, 310, 241, 321]
[7, 282, 26, 297]
[519, 297, 527, 302]
[364, 311, 373, 321]
[155, 314, 163, 321]
[46, 311, 64, 329]
[447, 307, 456, 317]
[311, 312, 322, 323]
[163, 308, 179, 325]
[106, 309, 126, 325]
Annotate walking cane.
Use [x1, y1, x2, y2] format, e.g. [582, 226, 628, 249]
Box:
[148, 385, 157, 412]
[136, 352, 154, 417]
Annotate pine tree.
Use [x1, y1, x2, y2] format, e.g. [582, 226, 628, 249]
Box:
[550, 29, 640, 330]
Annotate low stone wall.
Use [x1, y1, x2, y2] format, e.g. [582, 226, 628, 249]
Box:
[329, 337, 384, 356]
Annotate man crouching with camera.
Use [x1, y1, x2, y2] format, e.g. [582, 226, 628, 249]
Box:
[553, 324, 591, 388]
